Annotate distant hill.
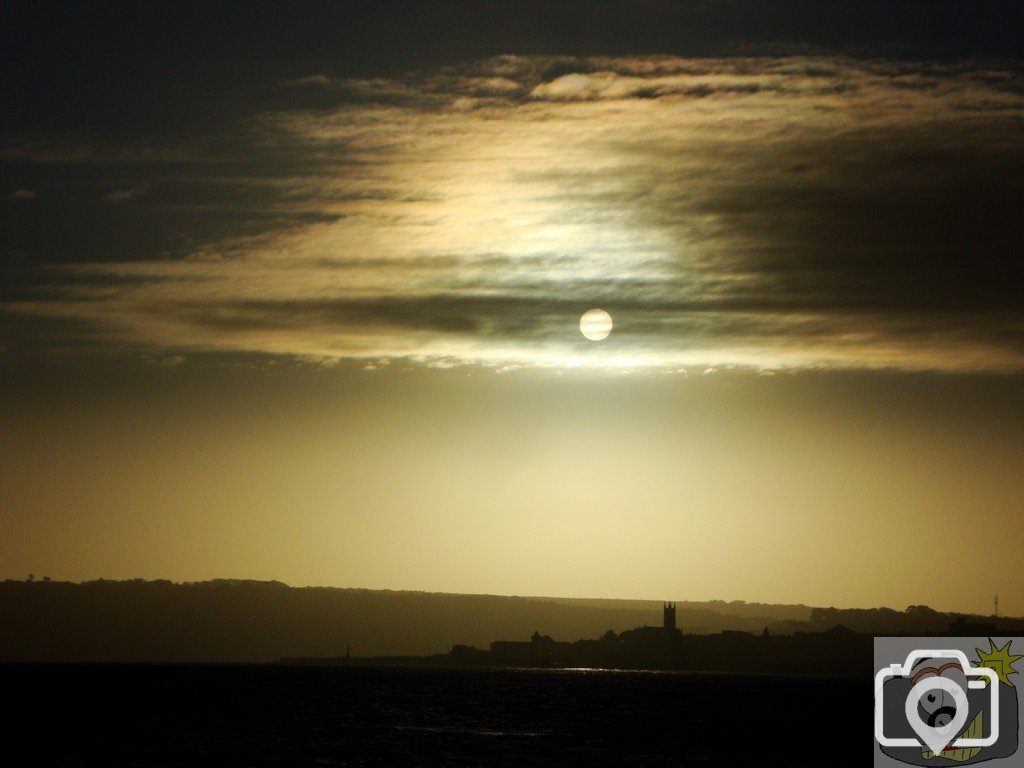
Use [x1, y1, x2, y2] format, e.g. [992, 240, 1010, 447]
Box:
[0, 579, 1017, 662]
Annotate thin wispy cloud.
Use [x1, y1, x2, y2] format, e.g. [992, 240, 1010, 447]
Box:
[104, 184, 148, 203]
[4, 55, 1023, 371]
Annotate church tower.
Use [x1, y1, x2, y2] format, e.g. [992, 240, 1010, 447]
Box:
[663, 602, 676, 632]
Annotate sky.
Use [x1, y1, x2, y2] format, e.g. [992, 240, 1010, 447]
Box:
[2, 1, 1022, 614]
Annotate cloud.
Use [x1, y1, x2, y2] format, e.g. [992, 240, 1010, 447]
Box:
[104, 184, 148, 203]
[4, 55, 1024, 372]
[284, 74, 334, 88]
[9, 189, 37, 200]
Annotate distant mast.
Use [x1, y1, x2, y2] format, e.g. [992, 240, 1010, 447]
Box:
[994, 594, 999, 618]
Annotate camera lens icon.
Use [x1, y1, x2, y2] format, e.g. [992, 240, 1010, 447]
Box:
[915, 664, 967, 727]
[905, 675, 970, 755]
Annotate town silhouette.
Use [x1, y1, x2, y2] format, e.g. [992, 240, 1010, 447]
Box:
[289, 601, 1011, 677]
[4, 579, 1015, 677]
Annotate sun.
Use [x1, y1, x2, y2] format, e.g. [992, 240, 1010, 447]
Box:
[975, 638, 1022, 686]
[580, 309, 613, 341]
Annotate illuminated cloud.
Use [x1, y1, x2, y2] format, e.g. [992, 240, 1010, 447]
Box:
[4, 56, 1023, 371]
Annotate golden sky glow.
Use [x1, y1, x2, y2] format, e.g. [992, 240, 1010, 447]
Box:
[2, 33, 1023, 616]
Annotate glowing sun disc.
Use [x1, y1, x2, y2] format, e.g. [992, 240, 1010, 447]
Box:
[580, 308, 613, 341]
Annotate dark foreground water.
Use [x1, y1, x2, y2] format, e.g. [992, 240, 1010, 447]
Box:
[9, 664, 864, 767]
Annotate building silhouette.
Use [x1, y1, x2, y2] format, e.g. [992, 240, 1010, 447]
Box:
[440, 599, 872, 675]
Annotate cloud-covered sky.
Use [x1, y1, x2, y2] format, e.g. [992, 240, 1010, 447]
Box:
[3, 4, 1023, 372]
[2, 2, 1023, 610]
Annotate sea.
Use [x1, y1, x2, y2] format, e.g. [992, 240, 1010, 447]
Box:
[10, 664, 865, 766]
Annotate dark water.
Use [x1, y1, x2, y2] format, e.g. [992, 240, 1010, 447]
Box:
[10, 664, 865, 767]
